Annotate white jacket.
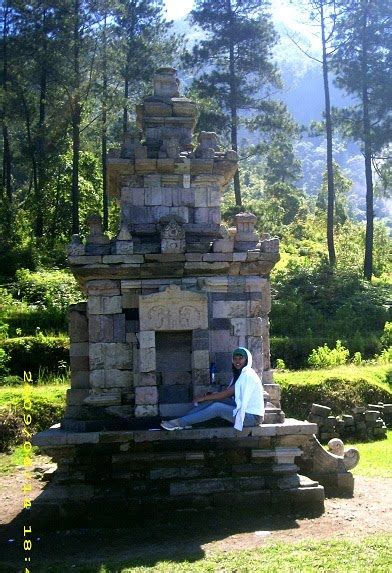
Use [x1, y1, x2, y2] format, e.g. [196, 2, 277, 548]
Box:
[232, 348, 265, 431]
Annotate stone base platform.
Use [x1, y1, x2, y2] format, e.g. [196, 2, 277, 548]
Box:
[32, 420, 330, 523]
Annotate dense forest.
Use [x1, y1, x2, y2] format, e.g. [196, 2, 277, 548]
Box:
[0, 0, 390, 376]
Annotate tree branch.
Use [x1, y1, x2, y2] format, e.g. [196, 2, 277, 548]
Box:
[285, 30, 322, 64]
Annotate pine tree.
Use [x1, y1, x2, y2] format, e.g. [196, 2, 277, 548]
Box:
[9, 0, 68, 238]
[113, 0, 181, 136]
[332, 0, 392, 280]
[287, 0, 338, 266]
[185, 0, 280, 205]
[0, 1, 14, 207]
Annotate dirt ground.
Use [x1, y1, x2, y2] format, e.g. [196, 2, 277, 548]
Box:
[1, 457, 391, 571]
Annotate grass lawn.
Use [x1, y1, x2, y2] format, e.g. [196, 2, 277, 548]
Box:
[348, 430, 392, 478]
[0, 381, 67, 408]
[275, 363, 391, 390]
[34, 536, 391, 572]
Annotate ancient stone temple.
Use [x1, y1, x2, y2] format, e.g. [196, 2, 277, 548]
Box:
[33, 68, 356, 521]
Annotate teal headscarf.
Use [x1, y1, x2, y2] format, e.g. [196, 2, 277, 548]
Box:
[232, 348, 247, 359]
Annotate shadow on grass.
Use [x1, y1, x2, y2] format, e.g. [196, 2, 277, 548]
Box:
[0, 500, 308, 572]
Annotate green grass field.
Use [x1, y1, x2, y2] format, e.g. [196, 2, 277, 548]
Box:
[118, 536, 391, 573]
[348, 430, 392, 478]
[24, 536, 391, 572]
[274, 363, 391, 390]
[0, 383, 67, 408]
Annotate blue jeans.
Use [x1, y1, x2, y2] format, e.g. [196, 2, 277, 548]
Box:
[177, 398, 260, 428]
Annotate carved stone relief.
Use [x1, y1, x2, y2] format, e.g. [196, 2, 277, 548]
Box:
[160, 219, 186, 253]
[139, 284, 208, 331]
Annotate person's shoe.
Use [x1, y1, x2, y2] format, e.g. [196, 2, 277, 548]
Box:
[160, 419, 190, 431]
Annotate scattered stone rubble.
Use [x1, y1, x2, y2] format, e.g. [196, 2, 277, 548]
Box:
[308, 403, 390, 442]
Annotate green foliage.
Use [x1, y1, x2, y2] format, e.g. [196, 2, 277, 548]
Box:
[1, 268, 82, 335]
[0, 375, 24, 387]
[0, 349, 10, 377]
[13, 268, 81, 312]
[332, 0, 391, 156]
[0, 321, 8, 339]
[316, 161, 352, 224]
[352, 352, 363, 366]
[377, 347, 392, 365]
[276, 367, 392, 420]
[380, 322, 392, 349]
[271, 336, 327, 370]
[0, 388, 65, 452]
[308, 340, 350, 369]
[0, 335, 69, 378]
[270, 259, 390, 367]
[275, 358, 287, 371]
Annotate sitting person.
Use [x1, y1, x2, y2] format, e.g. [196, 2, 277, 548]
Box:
[160, 347, 264, 431]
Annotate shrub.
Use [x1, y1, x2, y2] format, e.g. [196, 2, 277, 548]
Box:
[0, 408, 24, 452]
[0, 243, 38, 279]
[275, 358, 287, 370]
[352, 352, 363, 366]
[10, 268, 82, 330]
[377, 347, 392, 365]
[0, 321, 8, 339]
[14, 268, 80, 307]
[1, 277, 80, 336]
[0, 394, 65, 452]
[0, 375, 23, 386]
[0, 335, 69, 378]
[380, 322, 392, 349]
[270, 262, 390, 346]
[271, 336, 339, 370]
[278, 375, 392, 420]
[308, 340, 350, 369]
[0, 348, 10, 377]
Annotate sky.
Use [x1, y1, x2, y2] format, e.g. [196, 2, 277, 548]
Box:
[165, 0, 193, 21]
[164, 0, 320, 54]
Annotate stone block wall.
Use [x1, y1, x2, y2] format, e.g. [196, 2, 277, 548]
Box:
[63, 273, 282, 430]
[63, 68, 282, 431]
[308, 403, 389, 441]
[33, 421, 324, 521]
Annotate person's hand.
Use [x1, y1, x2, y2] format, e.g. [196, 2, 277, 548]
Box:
[193, 395, 205, 404]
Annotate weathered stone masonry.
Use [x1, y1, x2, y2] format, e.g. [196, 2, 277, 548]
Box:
[64, 67, 282, 430]
[32, 68, 358, 520]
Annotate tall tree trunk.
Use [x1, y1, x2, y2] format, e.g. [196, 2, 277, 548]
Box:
[49, 166, 62, 243]
[123, 50, 131, 136]
[35, 9, 48, 238]
[20, 89, 39, 206]
[72, 103, 81, 235]
[71, 0, 80, 235]
[101, 13, 108, 230]
[321, 3, 336, 267]
[361, 2, 373, 281]
[1, 3, 12, 205]
[227, 0, 241, 206]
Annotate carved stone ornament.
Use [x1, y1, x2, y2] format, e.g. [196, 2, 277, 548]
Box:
[86, 214, 110, 245]
[161, 219, 186, 253]
[161, 219, 186, 240]
[67, 234, 85, 256]
[114, 220, 134, 254]
[139, 284, 208, 331]
[154, 66, 180, 98]
[328, 438, 360, 470]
